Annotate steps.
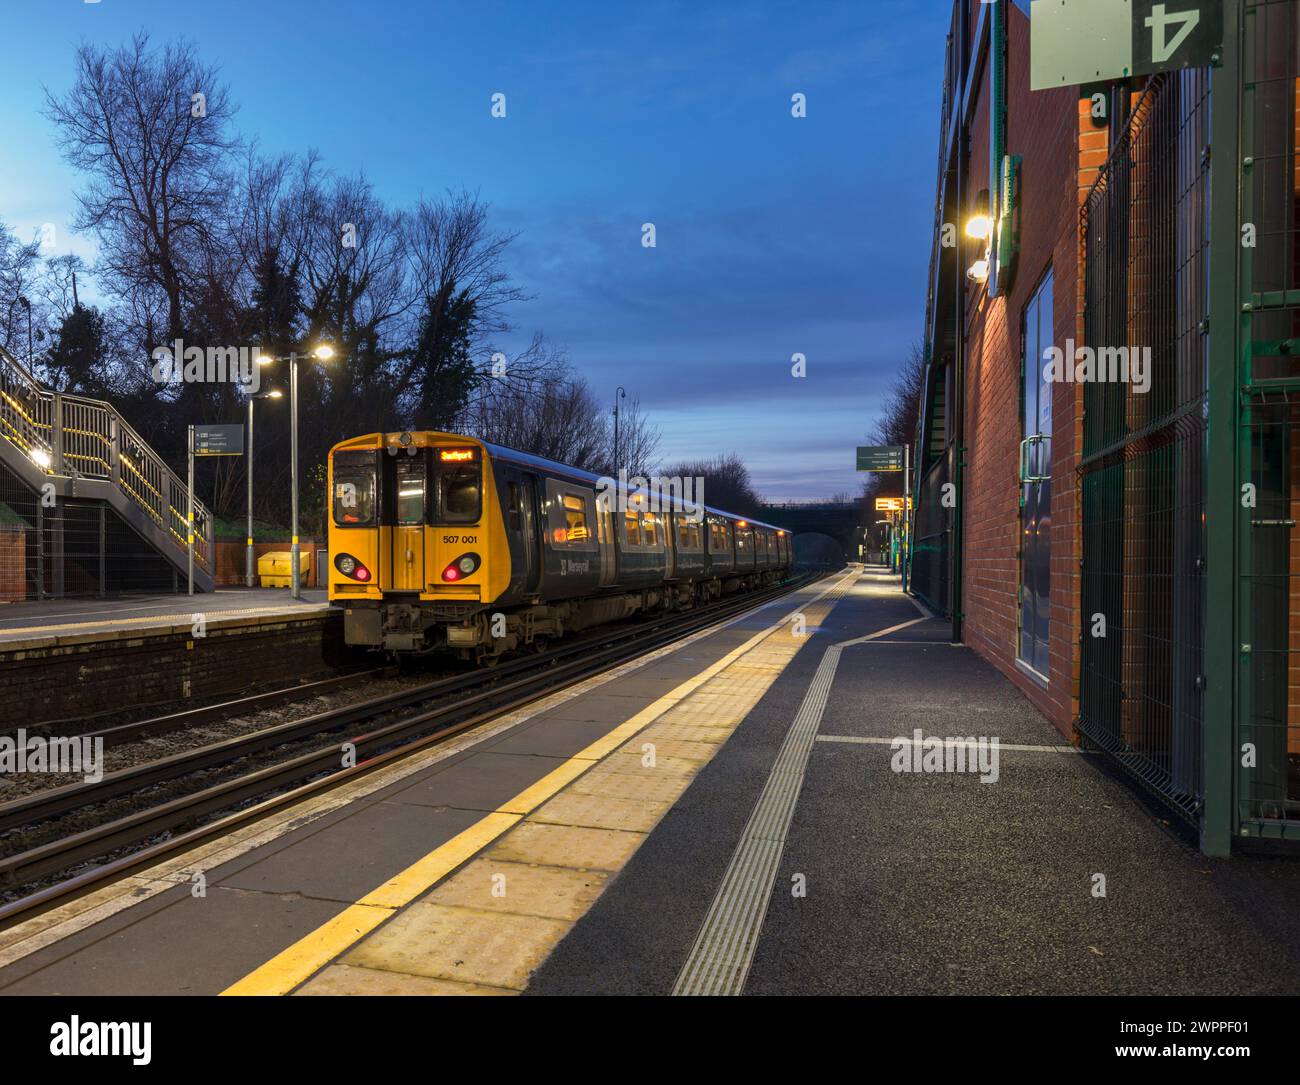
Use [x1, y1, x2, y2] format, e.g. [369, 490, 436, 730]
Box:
[0, 345, 214, 593]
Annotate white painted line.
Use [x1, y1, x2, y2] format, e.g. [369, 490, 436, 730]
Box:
[814, 735, 1081, 754]
[672, 612, 925, 996]
[905, 593, 936, 621]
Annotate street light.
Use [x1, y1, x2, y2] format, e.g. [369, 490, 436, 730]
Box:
[257, 343, 337, 599]
[612, 386, 626, 471]
[242, 385, 283, 587]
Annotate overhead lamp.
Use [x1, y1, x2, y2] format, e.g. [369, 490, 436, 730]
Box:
[966, 259, 990, 284]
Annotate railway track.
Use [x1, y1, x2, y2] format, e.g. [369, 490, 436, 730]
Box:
[0, 573, 823, 926]
[26, 668, 388, 751]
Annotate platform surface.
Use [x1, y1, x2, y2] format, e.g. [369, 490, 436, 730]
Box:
[0, 588, 330, 647]
[2, 568, 1299, 996]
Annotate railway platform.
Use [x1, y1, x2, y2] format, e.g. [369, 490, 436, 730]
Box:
[1, 567, 1299, 996]
[0, 589, 340, 725]
[0, 588, 329, 648]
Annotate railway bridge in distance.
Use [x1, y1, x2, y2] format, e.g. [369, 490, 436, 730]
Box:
[757, 500, 862, 566]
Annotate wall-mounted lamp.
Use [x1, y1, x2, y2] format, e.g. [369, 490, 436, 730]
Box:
[965, 189, 992, 241]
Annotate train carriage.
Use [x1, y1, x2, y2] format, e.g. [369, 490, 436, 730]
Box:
[327, 430, 791, 657]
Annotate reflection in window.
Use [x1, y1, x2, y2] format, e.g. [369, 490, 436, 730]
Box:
[563, 494, 589, 543]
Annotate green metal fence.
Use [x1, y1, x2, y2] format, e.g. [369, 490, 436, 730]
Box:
[1236, 0, 1300, 838]
[1077, 70, 1212, 825]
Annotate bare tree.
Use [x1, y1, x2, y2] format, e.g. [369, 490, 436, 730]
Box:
[45, 33, 237, 350]
[660, 453, 763, 517]
[861, 341, 926, 508]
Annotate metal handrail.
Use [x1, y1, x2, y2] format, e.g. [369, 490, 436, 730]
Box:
[0, 345, 212, 569]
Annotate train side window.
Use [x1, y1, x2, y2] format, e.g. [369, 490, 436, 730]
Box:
[624, 510, 641, 547]
[562, 493, 589, 543]
[507, 482, 522, 532]
[643, 513, 660, 548]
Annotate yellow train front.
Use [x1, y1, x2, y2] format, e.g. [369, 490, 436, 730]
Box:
[327, 430, 792, 659]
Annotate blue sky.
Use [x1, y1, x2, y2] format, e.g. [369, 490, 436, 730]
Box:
[1, 0, 947, 502]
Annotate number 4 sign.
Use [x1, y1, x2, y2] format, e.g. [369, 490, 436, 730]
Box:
[1029, 0, 1222, 92]
[1132, 1, 1222, 75]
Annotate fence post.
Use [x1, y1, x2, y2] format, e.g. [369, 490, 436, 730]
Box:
[1202, 1, 1242, 857]
[51, 393, 64, 475]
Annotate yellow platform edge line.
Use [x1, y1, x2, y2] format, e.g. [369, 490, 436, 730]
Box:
[222, 569, 858, 996]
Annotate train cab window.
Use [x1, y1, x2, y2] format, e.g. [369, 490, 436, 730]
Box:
[332, 450, 377, 527]
[624, 509, 641, 547]
[432, 449, 481, 525]
[395, 458, 426, 524]
[562, 494, 589, 543]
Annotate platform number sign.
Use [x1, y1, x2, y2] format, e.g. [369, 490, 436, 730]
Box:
[1132, 1, 1222, 76]
[1030, 0, 1222, 91]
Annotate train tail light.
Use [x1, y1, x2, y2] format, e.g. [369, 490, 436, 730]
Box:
[334, 553, 372, 582]
[441, 552, 480, 581]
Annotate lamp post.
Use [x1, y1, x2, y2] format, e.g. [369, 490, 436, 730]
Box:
[257, 343, 336, 599]
[612, 386, 626, 471]
[244, 384, 282, 587]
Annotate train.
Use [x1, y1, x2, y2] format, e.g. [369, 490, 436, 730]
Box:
[326, 430, 792, 657]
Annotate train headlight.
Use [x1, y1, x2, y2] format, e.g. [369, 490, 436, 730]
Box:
[333, 553, 372, 582]
[442, 552, 481, 581]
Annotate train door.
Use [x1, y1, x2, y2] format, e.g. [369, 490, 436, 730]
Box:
[519, 474, 541, 594]
[597, 500, 617, 586]
[392, 453, 426, 591]
[664, 510, 677, 579]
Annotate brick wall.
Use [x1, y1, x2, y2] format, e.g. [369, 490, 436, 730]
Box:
[0, 612, 348, 725]
[957, 8, 1083, 736]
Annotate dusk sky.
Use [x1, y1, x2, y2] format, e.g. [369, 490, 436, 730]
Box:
[1, 0, 947, 502]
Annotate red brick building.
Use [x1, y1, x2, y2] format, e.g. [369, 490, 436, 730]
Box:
[913, 0, 1085, 735]
[911, 0, 1300, 852]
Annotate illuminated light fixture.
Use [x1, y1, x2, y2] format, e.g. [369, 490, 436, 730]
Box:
[256, 352, 274, 366]
[442, 551, 480, 581]
[966, 189, 992, 240]
[334, 552, 372, 582]
[312, 344, 335, 360]
[30, 448, 51, 469]
[267, 389, 283, 399]
[967, 259, 990, 284]
[737, 520, 748, 528]
[439, 448, 475, 462]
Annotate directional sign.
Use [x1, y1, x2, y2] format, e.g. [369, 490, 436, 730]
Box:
[856, 445, 905, 472]
[1031, 0, 1222, 91]
[192, 424, 244, 456]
